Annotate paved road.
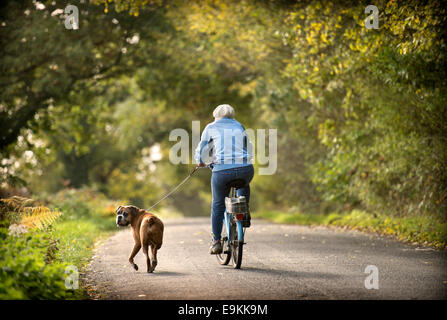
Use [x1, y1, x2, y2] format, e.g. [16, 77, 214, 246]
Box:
[85, 217, 447, 300]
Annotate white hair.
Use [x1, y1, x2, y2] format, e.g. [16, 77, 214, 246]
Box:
[213, 104, 235, 120]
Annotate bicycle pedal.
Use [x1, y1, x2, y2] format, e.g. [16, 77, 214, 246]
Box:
[223, 250, 230, 254]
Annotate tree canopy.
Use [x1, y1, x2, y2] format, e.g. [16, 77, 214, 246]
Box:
[1, 0, 446, 219]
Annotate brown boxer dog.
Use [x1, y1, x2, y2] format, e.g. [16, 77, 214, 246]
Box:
[116, 205, 164, 273]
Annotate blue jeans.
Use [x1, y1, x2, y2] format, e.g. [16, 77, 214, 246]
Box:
[211, 164, 254, 240]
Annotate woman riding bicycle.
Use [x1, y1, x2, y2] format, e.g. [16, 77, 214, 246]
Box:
[194, 104, 254, 254]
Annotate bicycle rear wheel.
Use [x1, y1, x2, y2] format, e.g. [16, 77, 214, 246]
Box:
[230, 222, 243, 269]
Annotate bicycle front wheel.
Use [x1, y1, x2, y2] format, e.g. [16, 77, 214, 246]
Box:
[216, 225, 231, 265]
[230, 223, 243, 269]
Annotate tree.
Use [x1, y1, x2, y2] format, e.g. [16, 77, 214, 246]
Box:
[0, 0, 167, 152]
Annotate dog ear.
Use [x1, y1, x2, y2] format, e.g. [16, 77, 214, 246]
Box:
[127, 205, 139, 215]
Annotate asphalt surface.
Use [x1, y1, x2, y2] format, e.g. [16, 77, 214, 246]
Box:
[85, 217, 447, 300]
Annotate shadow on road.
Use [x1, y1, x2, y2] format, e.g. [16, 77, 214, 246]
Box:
[142, 271, 188, 277]
[241, 266, 341, 279]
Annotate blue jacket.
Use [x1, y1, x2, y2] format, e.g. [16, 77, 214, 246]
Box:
[194, 117, 253, 172]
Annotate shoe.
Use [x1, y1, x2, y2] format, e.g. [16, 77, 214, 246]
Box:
[209, 239, 222, 254]
[242, 212, 251, 228]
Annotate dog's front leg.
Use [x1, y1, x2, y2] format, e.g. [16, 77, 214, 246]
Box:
[129, 243, 141, 271]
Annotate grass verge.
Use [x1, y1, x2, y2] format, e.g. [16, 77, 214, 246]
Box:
[0, 189, 120, 299]
[252, 209, 446, 249]
[47, 189, 120, 298]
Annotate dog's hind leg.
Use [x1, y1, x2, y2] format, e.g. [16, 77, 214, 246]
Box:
[149, 244, 158, 273]
[140, 223, 152, 273]
[129, 243, 141, 271]
[142, 242, 152, 273]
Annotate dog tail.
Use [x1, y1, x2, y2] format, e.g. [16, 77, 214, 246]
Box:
[147, 216, 156, 227]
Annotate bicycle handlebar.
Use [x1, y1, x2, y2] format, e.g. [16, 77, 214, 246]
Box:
[197, 162, 215, 170]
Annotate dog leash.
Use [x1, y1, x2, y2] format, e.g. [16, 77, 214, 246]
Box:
[145, 166, 201, 212]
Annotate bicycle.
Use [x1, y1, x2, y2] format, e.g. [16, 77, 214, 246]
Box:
[216, 178, 248, 269]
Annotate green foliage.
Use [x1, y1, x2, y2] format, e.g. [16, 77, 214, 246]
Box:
[43, 189, 119, 266]
[279, 0, 447, 217]
[94, 0, 162, 16]
[0, 0, 169, 151]
[0, 228, 79, 299]
[0, 189, 119, 299]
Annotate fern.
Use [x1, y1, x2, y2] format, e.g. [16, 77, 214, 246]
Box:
[0, 196, 36, 212]
[20, 207, 62, 230]
[1, 197, 62, 230]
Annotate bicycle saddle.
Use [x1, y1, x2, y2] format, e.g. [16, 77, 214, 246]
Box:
[226, 179, 246, 189]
